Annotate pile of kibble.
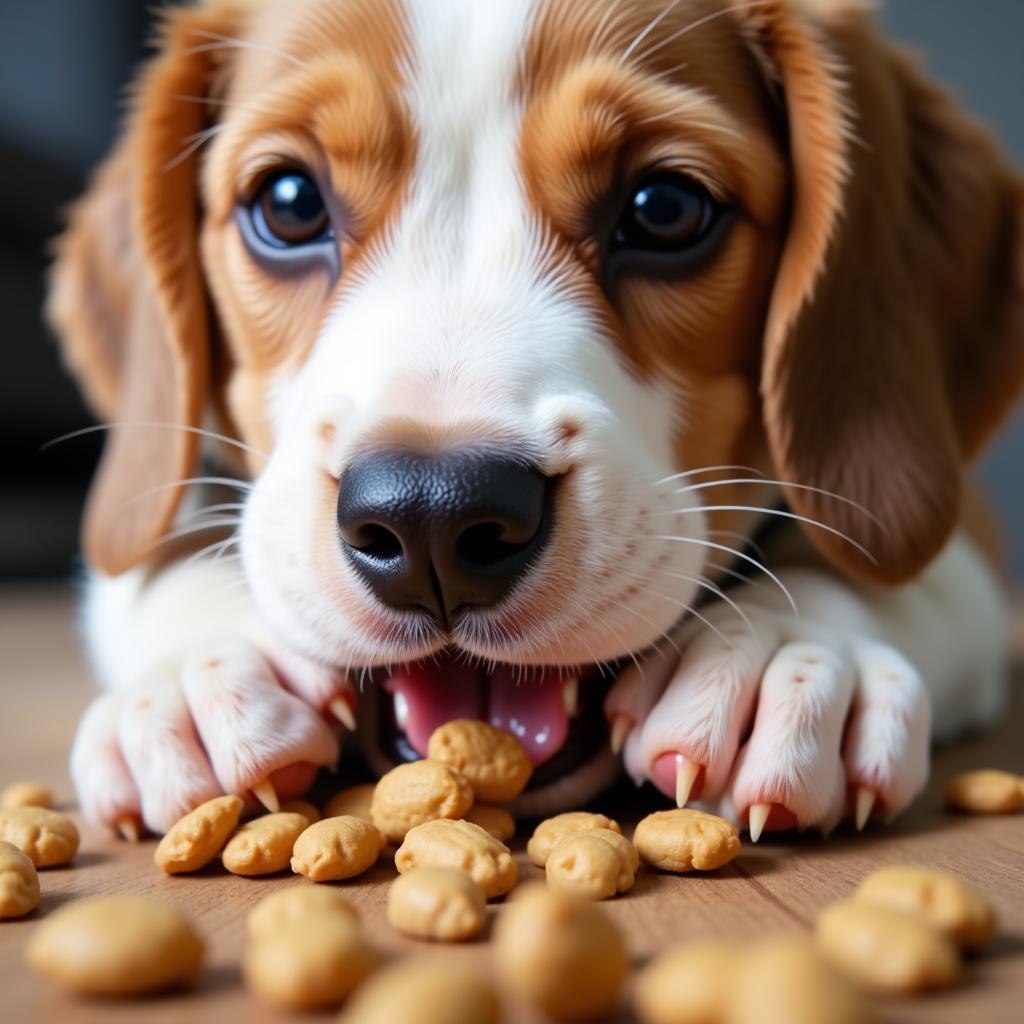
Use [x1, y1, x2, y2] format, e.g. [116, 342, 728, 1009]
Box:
[1, 725, 1022, 1023]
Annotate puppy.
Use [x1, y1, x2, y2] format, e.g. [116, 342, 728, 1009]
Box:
[50, 0, 1023, 837]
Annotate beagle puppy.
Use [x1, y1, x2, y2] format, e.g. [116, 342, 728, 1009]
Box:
[51, 0, 1023, 838]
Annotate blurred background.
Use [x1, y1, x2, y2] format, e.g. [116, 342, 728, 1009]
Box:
[2, 0, 1022, 580]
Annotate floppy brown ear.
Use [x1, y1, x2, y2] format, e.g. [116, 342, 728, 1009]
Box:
[739, 0, 1024, 583]
[48, 4, 239, 576]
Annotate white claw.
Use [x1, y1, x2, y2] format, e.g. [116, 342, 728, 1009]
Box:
[252, 779, 280, 814]
[393, 691, 410, 730]
[854, 786, 877, 832]
[748, 802, 772, 843]
[328, 696, 356, 731]
[562, 677, 580, 718]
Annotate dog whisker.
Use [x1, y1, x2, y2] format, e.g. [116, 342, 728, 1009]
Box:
[122, 476, 253, 512]
[154, 517, 243, 548]
[162, 124, 226, 172]
[183, 535, 240, 571]
[635, 0, 776, 65]
[40, 421, 269, 460]
[621, 0, 686, 64]
[651, 567, 758, 642]
[652, 464, 764, 487]
[705, 529, 767, 563]
[183, 28, 305, 68]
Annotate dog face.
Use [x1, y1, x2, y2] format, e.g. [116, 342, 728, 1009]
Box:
[52, 0, 1023, 802]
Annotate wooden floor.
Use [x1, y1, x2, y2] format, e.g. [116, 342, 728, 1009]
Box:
[1, 583, 1022, 1023]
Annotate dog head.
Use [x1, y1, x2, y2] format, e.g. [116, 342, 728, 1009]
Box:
[51, 0, 1023, 800]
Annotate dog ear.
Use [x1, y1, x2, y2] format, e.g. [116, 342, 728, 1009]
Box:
[48, 4, 240, 576]
[738, 0, 1024, 583]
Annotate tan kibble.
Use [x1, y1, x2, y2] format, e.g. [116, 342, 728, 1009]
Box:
[222, 812, 308, 876]
[396, 819, 517, 899]
[0, 841, 40, 918]
[546, 829, 638, 901]
[290, 816, 382, 882]
[463, 804, 515, 842]
[633, 808, 740, 873]
[634, 942, 739, 1024]
[1, 781, 53, 809]
[371, 760, 474, 844]
[26, 895, 203, 996]
[427, 719, 532, 803]
[244, 915, 377, 1009]
[816, 901, 961, 993]
[280, 799, 320, 823]
[247, 885, 358, 940]
[154, 795, 243, 874]
[323, 783, 376, 822]
[526, 811, 622, 867]
[854, 866, 996, 950]
[726, 937, 869, 1024]
[494, 883, 628, 1021]
[945, 769, 1023, 814]
[0, 805, 79, 868]
[388, 866, 487, 941]
[344, 957, 500, 1024]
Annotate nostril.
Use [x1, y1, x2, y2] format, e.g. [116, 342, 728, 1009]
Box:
[347, 523, 404, 561]
[455, 522, 530, 569]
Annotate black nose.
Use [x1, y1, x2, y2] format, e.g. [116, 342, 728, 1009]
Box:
[337, 451, 554, 625]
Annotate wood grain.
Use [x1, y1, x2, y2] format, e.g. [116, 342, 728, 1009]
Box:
[1, 584, 1022, 1023]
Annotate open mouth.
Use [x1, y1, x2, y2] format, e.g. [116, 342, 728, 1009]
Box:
[368, 651, 620, 793]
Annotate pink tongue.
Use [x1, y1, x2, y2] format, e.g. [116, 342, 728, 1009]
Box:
[383, 658, 570, 766]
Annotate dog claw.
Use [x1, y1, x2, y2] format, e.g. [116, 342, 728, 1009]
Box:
[748, 802, 772, 843]
[609, 715, 632, 755]
[251, 779, 280, 813]
[854, 786, 876, 832]
[115, 816, 140, 843]
[674, 754, 701, 808]
[328, 697, 357, 732]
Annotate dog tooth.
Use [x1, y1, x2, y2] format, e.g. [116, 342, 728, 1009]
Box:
[251, 779, 280, 814]
[562, 677, 580, 717]
[609, 715, 632, 755]
[674, 754, 701, 808]
[854, 786, 876, 831]
[747, 802, 772, 843]
[393, 691, 410, 730]
[328, 696, 357, 731]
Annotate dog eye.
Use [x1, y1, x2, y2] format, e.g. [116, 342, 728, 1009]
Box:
[251, 170, 331, 247]
[612, 174, 719, 254]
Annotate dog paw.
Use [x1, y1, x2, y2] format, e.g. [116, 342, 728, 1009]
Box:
[71, 638, 340, 834]
[607, 600, 931, 836]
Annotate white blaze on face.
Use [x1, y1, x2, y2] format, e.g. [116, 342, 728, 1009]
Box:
[244, 0, 710, 669]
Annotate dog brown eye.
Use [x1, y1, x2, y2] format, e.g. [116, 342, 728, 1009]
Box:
[613, 174, 717, 253]
[252, 170, 330, 247]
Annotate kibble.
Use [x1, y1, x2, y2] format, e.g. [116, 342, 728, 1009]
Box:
[494, 883, 628, 1021]
[371, 760, 474, 844]
[1, 781, 53, 810]
[816, 901, 961, 993]
[396, 818, 517, 899]
[26, 895, 204, 996]
[323, 783, 376, 822]
[0, 841, 40, 918]
[463, 804, 515, 843]
[634, 941, 739, 1024]
[854, 866, 996, 949]
[0, 805, 79, 868]
[945, 769, 1023, 814]
[388, 865, 487, 941]
[154, 795, 243, 874]
[290, 815, 382, 881]
[222, 812, 308, 876]
[247, 885, 358, 940]
[546, 829, 638, 900]
[633, 808, 740, 873]
[527, 811, 622, 867]
[280, 799, 320, 823]
[427, 719, 533, 803]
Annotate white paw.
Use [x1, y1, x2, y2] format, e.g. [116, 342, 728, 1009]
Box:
[71, 638, 341, 834]
[607, 599, 931, 836]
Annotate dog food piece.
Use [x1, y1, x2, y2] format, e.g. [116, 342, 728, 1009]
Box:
[0, 806, 79, 868]
[945, 769, 1023, 814]
[816, 901, 961, 993]
[371, 760, 474, 844]
[323, 783, 376, 822]
[244, 915, 377, 1009]
[546, 829, 638, 901]
[1, 781, 53, 809]
[634, 941, 740, 1024]
[727, 937, 869, 1024]
[527, 811, 623, 867]
[494, 882, 628, 1021]
[463, 804, 516, 842]
[345, 956, 500, 1024]
[388, 865, 487, 941]
[427, 719, 532, 803]
[396, 818, 517, 899]
[222, 812, 308, 876]
[154, 794, 243, 874]
[248, 884, 358, 939]
[633, 808, 740, 873]
[26, 895, 204, 996]
[280, 799, 320, 823]
[290, 815, 382, 881]
[0, 841, 40, 918]
[854, 866, 997, 950]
